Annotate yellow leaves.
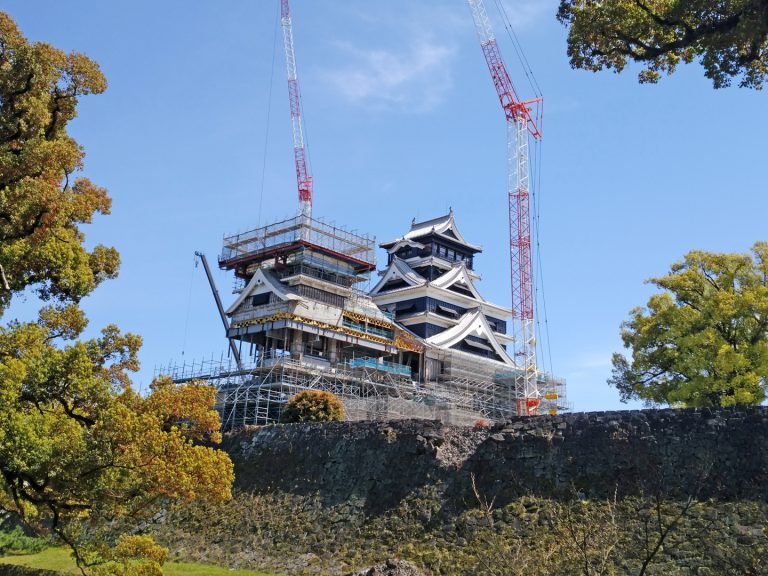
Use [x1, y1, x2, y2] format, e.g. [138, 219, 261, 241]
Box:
[85, 374, 234, 518]
[109, 377, 234, 505]
[0, 13, 234, 573]
[0, 12, 24, 50]
[113, 536, 168, 565]
[281, 389, 346, 423]
[38, 304, 88, 339]
[1, 316, 233, 557]
[147, 377, 222, 439]
[0, 12, 114, 310]
[92, 535, 167, 576]
[65, 52, 107, 95]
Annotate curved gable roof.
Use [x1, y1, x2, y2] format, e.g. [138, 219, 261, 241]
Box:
[381, 210, 482, 252]
[370, 257, 426, 295]
[426, 309, 514, 366]
[384, 239, 425, 255]
[430, 263, 486, 302]
[225, 268, 300, 315]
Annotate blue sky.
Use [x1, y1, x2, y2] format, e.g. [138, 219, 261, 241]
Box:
[5, 0, 767, 412]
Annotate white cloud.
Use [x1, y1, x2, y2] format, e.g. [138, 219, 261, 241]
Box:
[496, 0, 556, 30]
[324, 39, 456, 113]
[318, 0, 554, 113]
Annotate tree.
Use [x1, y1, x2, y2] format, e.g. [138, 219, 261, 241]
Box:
[610, 242, 768, 407]
[557, 1, 768, 88]
[0, 11, 234, 574]
[280, 390, 345, 423]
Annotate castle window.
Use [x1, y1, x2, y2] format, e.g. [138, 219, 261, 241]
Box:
[251, 292, 271, 307]
[436, 304, 459, 318]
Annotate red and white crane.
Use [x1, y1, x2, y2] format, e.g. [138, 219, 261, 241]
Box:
[281, 0, 313, 219]
[466, 0, 542, 416]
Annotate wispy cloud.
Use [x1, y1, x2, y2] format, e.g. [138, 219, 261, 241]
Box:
[323, 39, 456, 113]
[496, 0, 556, 30]
[318, 0, 553, 113]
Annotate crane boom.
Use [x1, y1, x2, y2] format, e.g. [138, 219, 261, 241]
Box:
[281, 0, 313, 218]
[194, 251, 244, 373]
[466, 0, 542, 416]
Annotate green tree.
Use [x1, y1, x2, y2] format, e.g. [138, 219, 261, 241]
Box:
[281, 390, 345, 423]
[0, 11, 234, 574]
[557, 1, 768, 88]
[610, 242, 768, 407]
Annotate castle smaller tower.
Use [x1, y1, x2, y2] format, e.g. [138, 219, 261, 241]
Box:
[219, 215, 402, 370]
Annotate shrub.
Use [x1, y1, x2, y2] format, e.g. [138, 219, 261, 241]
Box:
[280, 390, 345, 423]
[0, 527, 48, 555]
[92, 535, 168, 576]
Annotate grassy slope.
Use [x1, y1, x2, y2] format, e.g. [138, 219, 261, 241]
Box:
[0, 548, 281, 576]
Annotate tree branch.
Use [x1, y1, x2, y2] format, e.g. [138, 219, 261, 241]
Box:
[0, 262, 9, 290]
[634, 0, 693, 33]
[601, 8, 748, 63]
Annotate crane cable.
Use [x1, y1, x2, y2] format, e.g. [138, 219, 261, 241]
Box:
[491, 0, 543, 98]
[258, 1, 281, 228]
[532, 139, 555, 379]
[491, 0, 555, 378]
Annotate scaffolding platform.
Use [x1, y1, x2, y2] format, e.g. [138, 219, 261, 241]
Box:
[219, 215, 376, 273]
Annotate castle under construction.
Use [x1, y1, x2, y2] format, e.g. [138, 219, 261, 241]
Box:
[164, 211, 567, 430]
[162, 0, 568, 429]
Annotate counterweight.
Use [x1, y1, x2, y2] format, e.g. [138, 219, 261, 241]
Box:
[466, 0, 542, 415]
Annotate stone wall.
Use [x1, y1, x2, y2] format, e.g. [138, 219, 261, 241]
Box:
[225, 407, 768, 508]
[156, 407, 768, 575]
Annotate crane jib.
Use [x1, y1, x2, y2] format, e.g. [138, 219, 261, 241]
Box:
[281, 0, 313, 217]
[467, 0, 542, 414]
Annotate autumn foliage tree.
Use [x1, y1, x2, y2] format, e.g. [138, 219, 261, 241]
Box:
[0, 11, 233, 574]
[610, 243, 768, 407]
[557, 1, 768, 88]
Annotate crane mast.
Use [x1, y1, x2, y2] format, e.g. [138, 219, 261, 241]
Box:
[466, 0, 542, 416]
[281, 0, 312, 219]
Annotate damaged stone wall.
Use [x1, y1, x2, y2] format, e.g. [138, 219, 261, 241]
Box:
[155, 407, 768, 575]
[225, 407, 768, 506]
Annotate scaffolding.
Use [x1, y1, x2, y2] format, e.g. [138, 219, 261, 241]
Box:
[157, 349, 539, 430]
[495, 367, 570, 415]
[219, 215, 376, 271]
[159, 342, 568, 430]
[170, 211, 568, 428]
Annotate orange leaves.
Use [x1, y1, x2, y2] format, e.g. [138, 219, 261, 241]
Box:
[99, 376, 234, 508]
[64, 51, 107, 96]
[1, 318, 233, 561]
[0, 12, 233, 572]
[0, 11, 113, 308]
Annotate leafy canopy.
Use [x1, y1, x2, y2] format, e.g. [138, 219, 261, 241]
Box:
[557, 0, 768, 88]
[610, 242, 768, 407]
[0, 12, 117, 309]
[0, 11, 233, 574]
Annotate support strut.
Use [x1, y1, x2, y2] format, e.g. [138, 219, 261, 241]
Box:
[195, 251, 245, 373]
